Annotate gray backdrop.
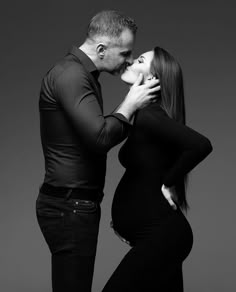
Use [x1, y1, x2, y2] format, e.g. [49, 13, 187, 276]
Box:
[1, 0, 235, 291]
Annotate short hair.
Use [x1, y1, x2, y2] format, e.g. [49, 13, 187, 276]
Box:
[86, 10, 137, 40]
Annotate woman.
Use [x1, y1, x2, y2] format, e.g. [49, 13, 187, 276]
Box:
[102, 47, 213, 292]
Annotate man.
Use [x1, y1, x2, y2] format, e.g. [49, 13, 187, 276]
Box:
[36, 10, 160, 292]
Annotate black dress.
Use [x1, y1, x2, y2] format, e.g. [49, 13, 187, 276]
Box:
[102, 103, 212, 292]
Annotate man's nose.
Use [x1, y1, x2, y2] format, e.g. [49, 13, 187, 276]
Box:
[126, 55, 134, 65]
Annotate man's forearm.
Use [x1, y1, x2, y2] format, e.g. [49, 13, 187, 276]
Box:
[115, 99, 137, 122]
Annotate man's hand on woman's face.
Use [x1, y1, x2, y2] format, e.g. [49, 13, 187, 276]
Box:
[115, 73, 160, 119]
[128, 73, 161, 109]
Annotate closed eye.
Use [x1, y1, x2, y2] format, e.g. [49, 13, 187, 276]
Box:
[137, 56, 144, 63]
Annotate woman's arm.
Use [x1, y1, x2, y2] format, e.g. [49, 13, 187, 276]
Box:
[140, 105, 213, 207]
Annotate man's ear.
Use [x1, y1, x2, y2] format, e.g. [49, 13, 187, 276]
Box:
[96, 43, 107, 59]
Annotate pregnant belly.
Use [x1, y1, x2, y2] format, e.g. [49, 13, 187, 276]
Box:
[111, 176, 176, 243]
[112, 202, 193, 258]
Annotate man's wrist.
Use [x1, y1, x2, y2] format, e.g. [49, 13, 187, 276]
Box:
[115, 101, 136, 121]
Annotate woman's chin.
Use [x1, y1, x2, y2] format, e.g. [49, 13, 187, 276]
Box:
[121, 74, 133, 85]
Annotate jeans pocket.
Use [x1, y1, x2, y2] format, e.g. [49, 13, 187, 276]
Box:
[72, 199, 98, 214]
[37, 208, 64, 218]
[69, 204, 101, 256]
[36, 197, 65, 253]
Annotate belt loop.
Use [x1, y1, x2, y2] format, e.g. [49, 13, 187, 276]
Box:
[65, 189, 72, 200]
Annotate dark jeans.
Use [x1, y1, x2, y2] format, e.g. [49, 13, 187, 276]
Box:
[36, 191, 101, 292]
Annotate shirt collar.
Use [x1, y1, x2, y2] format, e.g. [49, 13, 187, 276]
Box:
[69, 46, 100, 79]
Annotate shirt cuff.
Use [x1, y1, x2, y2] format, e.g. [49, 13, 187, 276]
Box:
[106, 113, 132, 126]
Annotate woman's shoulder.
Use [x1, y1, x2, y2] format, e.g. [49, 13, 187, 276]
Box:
[136, 101, 168, 121]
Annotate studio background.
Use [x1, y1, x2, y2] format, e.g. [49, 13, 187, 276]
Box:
[1, 0, 235, 291]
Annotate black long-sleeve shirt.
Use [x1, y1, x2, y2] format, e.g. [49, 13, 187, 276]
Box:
[39, 47, 130, 190]
[111, 102, 212, 230]
[119, 102, 213, 187]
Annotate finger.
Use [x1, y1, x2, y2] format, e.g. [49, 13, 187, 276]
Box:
[116, 232, 130, 244]
[148, 95, 158, 102]
[133, 73, 143, 86]
[148, 85, 161, 93]
[167, 198, 177, 210]
[146, 94, 158, 103]
[144, 78, 160, 88]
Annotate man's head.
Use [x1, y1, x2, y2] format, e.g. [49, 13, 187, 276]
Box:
[81, 10, 137, 75]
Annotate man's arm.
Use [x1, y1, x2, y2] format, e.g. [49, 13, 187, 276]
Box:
[55, 65, 129, 154]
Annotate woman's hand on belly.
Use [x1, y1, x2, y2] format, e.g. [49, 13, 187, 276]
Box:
[161, 184, 177, 210]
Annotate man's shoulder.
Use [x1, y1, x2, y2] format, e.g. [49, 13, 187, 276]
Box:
[48, 55, 88, 82]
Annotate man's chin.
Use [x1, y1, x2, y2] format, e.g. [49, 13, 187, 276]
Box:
[106, 69, 120, 76]
[114, 71, 122, 76]
[107, 66, 126, 76]
[114, 66, 127, 76]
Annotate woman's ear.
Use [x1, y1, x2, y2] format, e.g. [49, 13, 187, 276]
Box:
[96, 43, 107, 59]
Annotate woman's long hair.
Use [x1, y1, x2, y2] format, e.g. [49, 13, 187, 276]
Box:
[150, 46, 188, 210]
